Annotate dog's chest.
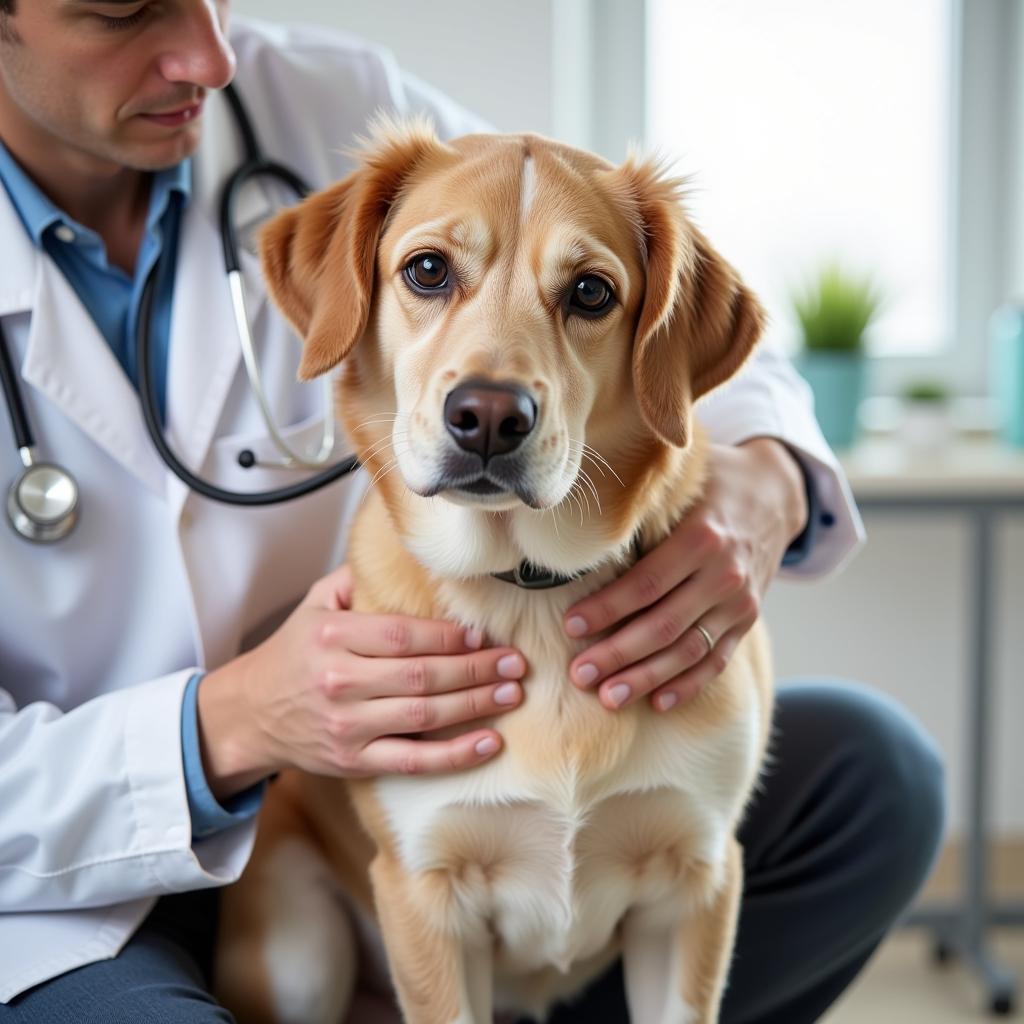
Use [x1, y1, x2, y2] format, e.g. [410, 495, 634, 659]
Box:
[372, 584, 762, 975]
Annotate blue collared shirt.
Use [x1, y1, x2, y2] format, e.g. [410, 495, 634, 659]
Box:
[0, 141, 264, 840]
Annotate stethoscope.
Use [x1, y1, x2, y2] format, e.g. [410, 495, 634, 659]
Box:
[0, 83, 359, 543]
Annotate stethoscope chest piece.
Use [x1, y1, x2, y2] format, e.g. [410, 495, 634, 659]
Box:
[7, 462, 79, 543]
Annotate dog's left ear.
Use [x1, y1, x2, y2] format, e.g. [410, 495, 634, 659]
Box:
[618, 159, 766, 447]
[259, 117, 450, 381]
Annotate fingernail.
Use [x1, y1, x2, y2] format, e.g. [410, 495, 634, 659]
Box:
[657, 692, 679, 712]
[575, 663, 599, 686]
[497, 654, 525, 678]
[565, 615, 588, 638]
[494, 682, 521, 706]
[475, 736, 499, 756]
[608, 682, 631, 707]
[465, 626, 483, 650]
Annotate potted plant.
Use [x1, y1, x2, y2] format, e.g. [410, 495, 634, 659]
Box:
[793, 263, 882, 449]
[900, 379, 953, 454]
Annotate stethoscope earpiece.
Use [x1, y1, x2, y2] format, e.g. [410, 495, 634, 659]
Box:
[7, 461, 79, 543]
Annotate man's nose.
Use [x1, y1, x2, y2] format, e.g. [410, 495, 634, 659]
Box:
[444, 381, 537, 464]
[157, 2, 236, 90]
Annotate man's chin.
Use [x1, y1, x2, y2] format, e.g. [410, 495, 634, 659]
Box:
[115, 126, 203, 172]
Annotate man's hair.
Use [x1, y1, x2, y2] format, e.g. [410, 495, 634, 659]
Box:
[0, 0, 15, 42]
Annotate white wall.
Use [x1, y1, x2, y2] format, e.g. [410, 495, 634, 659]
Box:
[233, 0, 1024, 837]
[765, 518, 1024, 836]
[234, 0, 554, 136]
[1010, 0, 1024, 300]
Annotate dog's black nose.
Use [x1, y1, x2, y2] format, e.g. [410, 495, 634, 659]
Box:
[444, 381, 537, 462]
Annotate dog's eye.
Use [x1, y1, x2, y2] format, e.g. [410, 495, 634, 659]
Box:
[569, 275, 614, 317]
[405, 254, 449, 292]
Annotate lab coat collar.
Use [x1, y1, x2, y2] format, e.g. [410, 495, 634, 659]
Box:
[0, 187, 169, 495]
[0, 190, 36, 319]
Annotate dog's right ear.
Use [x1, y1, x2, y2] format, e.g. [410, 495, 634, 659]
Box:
[259, 118, 450, 381]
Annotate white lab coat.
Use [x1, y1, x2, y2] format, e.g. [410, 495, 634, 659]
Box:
[0, 17, 864, 1003]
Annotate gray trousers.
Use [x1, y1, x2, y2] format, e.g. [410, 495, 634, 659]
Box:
[2, 681, 946, 1024]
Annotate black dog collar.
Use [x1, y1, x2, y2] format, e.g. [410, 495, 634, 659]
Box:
[490, 535, 644, 590]
[490, 561, 579, 590]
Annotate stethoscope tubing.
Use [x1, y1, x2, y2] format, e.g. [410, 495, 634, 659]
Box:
[0, 321, 33, 453]
[136, 256, 359, 506]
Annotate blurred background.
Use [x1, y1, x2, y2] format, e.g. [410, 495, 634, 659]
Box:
[236, 2, 1024, 1018]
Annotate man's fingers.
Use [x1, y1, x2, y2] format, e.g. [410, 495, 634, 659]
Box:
[337, 648, 526, 699]
[590, 613, 727, 710]
[562, 549, 680, 639]
[648, 627, 744, 712]
[355, 681, 523, 738]
[568, 571, 713, 691]
[578, 593, 754, 710]
[359, 731, 505, 776]
[316, 610, 482, 659]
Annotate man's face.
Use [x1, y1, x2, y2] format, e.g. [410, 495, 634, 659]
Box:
[0, 1, 235, 172]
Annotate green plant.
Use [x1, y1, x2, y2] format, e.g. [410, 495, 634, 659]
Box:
[792, 263, 882, 353]
[902, 379, 951, 403]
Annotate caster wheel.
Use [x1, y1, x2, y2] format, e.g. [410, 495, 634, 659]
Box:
[989, 992, 1015, 1016]
[932, 939, 955, 966]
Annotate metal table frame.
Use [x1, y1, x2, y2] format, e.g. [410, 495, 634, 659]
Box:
[855, 492, 1024, 1016]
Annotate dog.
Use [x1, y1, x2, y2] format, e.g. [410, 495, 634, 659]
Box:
[214, 119, 773, 1024]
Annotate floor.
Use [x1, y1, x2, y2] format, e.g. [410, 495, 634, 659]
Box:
[823, 928, 1024, 1022]
[344, 926, 1024, 1022]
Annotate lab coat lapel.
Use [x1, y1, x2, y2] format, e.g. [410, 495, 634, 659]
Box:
[0, 192, 35, 319]
[17, 250, 168, 497]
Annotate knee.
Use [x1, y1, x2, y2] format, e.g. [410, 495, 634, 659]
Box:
[805, 681, 947, 905]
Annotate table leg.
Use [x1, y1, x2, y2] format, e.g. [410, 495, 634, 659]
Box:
[908, 512, 1018, 1015]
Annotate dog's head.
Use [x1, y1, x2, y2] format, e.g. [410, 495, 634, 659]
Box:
[261, 119, 763, 576]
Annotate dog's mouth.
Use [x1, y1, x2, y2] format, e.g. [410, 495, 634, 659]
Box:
[432, 473, 539, 508]
[420, 452, 541, 508]
[457, 478, 506, 496]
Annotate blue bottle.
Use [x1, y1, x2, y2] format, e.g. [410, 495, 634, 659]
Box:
[990, 305, 1024, 448]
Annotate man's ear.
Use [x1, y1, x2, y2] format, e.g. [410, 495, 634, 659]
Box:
[258, 117, 450, 381]
[619, 158, 766, 448]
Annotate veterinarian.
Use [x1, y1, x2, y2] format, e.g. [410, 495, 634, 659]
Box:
[0, 2, 944, 1022]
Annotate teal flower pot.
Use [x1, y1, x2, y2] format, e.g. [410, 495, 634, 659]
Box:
[795, 351, 867, 450]
[990, 305, 1024, 448]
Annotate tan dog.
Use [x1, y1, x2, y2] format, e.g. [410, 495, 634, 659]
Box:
[214, 121, 773, 1024]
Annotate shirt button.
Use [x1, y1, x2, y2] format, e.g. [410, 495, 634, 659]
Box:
[54, 225, 76, 244]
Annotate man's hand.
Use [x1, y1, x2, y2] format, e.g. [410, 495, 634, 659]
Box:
[563, 438, 808, 712]
[198, 565, 527, 799]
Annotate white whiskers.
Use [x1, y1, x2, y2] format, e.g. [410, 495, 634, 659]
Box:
[567, 437, 624, 488]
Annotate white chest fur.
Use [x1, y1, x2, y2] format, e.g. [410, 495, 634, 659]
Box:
[372, 577, 764, 985]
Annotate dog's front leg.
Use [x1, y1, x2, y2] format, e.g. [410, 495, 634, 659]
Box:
[621, 839, 743, 1024]
[370, 853, 493, 1024]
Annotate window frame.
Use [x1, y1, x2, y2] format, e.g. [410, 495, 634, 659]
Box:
[553, 0, 1023, 400]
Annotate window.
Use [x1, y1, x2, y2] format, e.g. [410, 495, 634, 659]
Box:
[646, 0, 954, 359]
